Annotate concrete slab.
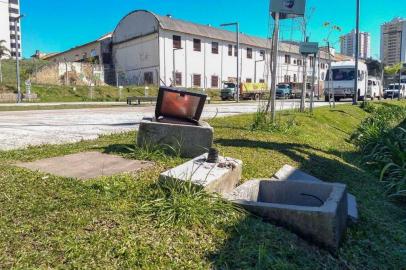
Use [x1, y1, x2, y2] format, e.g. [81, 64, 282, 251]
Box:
[17, 151, 154, 180]
[137, 117, 214, 158]
[226, 179, 348, 251]
[274, 165, 359, 223]
[159, 153, 242, 195]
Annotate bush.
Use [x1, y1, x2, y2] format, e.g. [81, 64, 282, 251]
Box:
[353, 103, 406, 199]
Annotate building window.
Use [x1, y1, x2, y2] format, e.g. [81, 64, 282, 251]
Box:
[260, 50, 265, 60]
[9, 34, 20, 40]
[9, 0, 19, 4]
[175, 72, 182, 86]
[10, 25, 20, 31]
[193, 39, 201, 52]
[246, 78, 252, 83]
[247, 48, 253, 59]
[259, 79, 265, 83]
[293, 74, 297, 82]
[10, 43, 20, 49]
[212, 42, 219, 54]
[9, 7, 19, 14]
[193, 74, 201, 87]
[144, 72, 153, 85]
[173, 35, 181, 49]
[297, 59, 302, 66]
[228, 44, 233, 56]
[284, 75, 291, 83]
[234, 45, 238, 57]
[211, 75, 219, 88]
[284, 55, 291, 64]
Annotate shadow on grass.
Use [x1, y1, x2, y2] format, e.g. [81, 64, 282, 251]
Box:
[215, 138, 361, 184]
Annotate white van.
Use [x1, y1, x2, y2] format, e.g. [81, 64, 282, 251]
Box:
[367, 76, 383, 100]
[324, 61, 368, 102]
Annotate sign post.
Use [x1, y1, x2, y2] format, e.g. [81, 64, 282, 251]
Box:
[268, 0, 306, 120]
[299, 41, 318, 113]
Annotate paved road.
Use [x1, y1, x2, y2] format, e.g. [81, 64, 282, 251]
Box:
[0, 100, 330, 151]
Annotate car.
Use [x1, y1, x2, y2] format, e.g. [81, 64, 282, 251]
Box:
[384, 83, 406, 99]
[275, 84, 292, 99]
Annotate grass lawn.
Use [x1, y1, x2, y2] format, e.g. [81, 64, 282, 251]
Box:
[0, 103, 405, 269]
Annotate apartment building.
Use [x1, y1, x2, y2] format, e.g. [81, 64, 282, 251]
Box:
[381, 17, 406, 66]
[340, 30, 371, 59]
[0, 0, 22, 58]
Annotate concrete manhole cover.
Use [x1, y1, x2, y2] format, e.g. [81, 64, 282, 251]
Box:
[17, 151, 154, 180]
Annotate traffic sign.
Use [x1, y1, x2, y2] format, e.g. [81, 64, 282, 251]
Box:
[270, 0, 306, 19]
[300, 42, 319, 55]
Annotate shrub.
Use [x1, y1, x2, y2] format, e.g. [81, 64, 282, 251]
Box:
[353, 103, 406, 199]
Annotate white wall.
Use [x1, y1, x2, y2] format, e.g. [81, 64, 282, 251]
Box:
[0, 0, 11, 58]
[159, 29, 328, 88]
[160, 29, 272, 88]
[114, 33, 159, 85]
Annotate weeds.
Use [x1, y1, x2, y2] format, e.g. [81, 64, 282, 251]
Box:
[136, 178, 244, 227]
[251, 105, 297, 134]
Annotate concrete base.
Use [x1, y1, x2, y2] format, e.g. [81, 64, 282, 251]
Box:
[137, 117, 214, 158]
[159, 153, 242, 195]
[17, 151, 154, 180]
[226, 179, 348, 251]
[274, 165, 358, 223]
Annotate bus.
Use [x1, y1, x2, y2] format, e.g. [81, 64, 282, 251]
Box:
[324, 61, 368, 102]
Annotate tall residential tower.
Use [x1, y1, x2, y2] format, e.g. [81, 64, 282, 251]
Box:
[340, 30, 371, 59]
[0, 0, 22, 58]
[380, 18, 406, 66]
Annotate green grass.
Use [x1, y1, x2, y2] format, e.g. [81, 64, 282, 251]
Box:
[0, 103, 406, 269]
[1, 59, 224, 104]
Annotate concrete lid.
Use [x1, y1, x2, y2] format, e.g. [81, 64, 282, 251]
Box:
[17, 151, 154, 180]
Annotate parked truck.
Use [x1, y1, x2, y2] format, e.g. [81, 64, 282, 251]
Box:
[220, 82, 268, 101]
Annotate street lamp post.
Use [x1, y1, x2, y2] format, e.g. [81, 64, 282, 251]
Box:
[172, 47, 182, 86]
[221, 22, 240, 103]
[383, 30, 403, 100]
[13, 14, 24, 103]
[353, 0, 360, 105]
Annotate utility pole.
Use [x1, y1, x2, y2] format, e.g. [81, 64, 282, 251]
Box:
[220, 22, 240, 103]
[14, 15, 24, 103]
[353, 0, 360, 105]
[300, 36, 308, 112]
[310, 52, 317, 113]
[269, 12, 280, 121]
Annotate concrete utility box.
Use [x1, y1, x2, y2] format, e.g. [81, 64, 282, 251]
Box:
[137, 117, 214, 158]
[159, 153, 242, 195]
[226, 179, 348, 251]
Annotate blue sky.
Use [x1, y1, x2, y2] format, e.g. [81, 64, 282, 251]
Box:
[20, 0, 406, 59]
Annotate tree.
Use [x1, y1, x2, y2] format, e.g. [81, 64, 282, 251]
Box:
[365, 58, 383, 77]
[323, 22, 341, 108]
[0, 40, 10, 83]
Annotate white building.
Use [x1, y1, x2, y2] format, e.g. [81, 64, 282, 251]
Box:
[0, 0, 22, 58]
[380, 18, 406, 66]
[111, 10, 330, 89]
[340, 30, 371, 59]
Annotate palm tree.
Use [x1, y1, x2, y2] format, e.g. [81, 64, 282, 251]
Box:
[0, 40, 10, 83]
